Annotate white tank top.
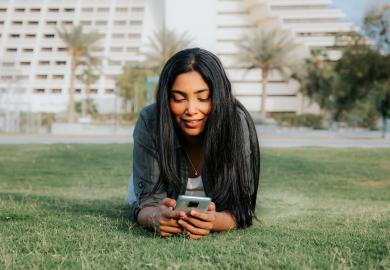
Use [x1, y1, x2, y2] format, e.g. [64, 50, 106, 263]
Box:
[185, 175, 205, 197]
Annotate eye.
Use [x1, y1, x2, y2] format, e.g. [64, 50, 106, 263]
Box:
[170, 95, 186, 102]
[198, 97, 209, 102]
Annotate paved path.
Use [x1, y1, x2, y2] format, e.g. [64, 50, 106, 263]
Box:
[1, 133, 389, 148]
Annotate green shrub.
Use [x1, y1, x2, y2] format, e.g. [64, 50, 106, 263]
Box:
[274, 113, 324, 129]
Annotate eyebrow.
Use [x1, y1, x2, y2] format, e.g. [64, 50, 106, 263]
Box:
[171, 89, 209, 95]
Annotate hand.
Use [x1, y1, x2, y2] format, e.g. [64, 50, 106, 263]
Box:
[178, 202, 216, 240]
[153, 198, 186, 237]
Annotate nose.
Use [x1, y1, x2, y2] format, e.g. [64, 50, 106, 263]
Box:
[185, 99, 198, 115]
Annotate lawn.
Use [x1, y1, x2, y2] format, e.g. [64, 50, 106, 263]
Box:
[0, 145, 389, 269]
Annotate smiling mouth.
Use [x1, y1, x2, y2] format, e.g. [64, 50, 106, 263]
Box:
[182, 119, 203, 128]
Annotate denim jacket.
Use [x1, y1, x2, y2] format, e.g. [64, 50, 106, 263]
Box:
[127, 103, 252, 222]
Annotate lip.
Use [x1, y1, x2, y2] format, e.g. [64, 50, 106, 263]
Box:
[182, 119, 203, 128]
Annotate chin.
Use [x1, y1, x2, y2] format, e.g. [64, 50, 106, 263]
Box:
[184, 130, 202, 137]
[181, 127, 204, 137]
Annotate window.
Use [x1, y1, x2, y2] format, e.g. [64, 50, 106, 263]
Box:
[112, 33, 125, 39]
[105, 88, 114, 94]
[36, 74, 48, 79]
[96, 20, 108, 26]
[80, 20, 92, 26]
[58, 47, 67, 52]
[51, 88, 62, 93]
[39, 61, 50, 65]
[16, 75, 28, 80]
[89, 89, 98, 94]
[23, 48, 34, 52]
[62, 21, 73, 25]
[6, 48, 17, 52]
[46, 21, 57, 25]
[55, 61, 66, 65]
[110, 47, 123, 52]
[75, 88, 81, 93]
[28, 21, 39, 25]
[0, 21, 4, 25]
[127, 47, 139, 53]
[81, 7, 93, 12]
[41, 47, 53, 52]
[131, 7, 144, 12]
[97, 7, 109, 12]
[114, 20, 126, 26]
[15, 8, 25, 12]
[48, 8, 59, 13]
[0, 8, 7, 12]
[64, 8, 75, 12]
[129, 20, 142, 26]
[31, 8, 41, 12]
[20, 61, 31, 66]
[52, 74, 64, 79]
[9, 34, 20, 38]
[128, 33, 141, 39]
[1, 75, 13, 80]
[34, 88, 45, 93]
[26, 33, 36, 38]
[116, 7, 128, 12]
[2, 62, 14, 67]
[44, 33, 55, 38]
[12, 21, 23, 25]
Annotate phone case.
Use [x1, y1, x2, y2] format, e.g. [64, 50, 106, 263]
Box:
[175, 195, 211, 212]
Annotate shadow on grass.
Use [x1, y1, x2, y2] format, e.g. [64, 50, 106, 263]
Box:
[0, 191, 155, 238]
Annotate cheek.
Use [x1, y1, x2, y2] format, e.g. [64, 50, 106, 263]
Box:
[200, 101, 212, 116]
[169, 101, 186, 117]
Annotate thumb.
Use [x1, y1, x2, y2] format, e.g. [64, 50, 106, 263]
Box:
[160, 198, 176, 209]
[208, 202, 216, 212]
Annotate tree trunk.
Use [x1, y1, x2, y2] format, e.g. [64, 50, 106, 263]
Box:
[261, 67, 269, 118]
[68, 57, 77, 123]
[82, 82, 90, 118]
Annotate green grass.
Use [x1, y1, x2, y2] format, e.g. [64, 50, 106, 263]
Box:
[0, 145, 389, 269]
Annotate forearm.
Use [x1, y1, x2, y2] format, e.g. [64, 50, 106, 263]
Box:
[137, 206, 159, 231]
[212, 211, 237, 232]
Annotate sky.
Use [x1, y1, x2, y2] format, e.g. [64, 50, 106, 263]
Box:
[332, 0, 390, 29]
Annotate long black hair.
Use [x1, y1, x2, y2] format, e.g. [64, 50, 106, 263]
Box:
[154, 48, 260, 228]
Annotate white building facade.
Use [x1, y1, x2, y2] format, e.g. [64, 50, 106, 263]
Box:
[0, 0, 356, 115]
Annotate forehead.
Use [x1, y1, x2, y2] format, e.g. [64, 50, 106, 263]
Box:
[171, 71, 209, 93]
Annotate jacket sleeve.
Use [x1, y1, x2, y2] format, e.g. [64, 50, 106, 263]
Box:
[128, 110, 166, 222]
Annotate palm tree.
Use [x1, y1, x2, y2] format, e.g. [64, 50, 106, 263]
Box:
[116, 64, 150, 116]
[236, 28, 302, 118]
[143, 28, 192, 73]
[77, 55, 100, 119]
[56, 25, 101, 122]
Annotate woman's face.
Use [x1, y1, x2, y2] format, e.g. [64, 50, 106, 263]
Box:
[169, 71, 212, 139]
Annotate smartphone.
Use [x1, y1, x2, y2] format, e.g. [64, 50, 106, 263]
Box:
[175, 195, 211, 213]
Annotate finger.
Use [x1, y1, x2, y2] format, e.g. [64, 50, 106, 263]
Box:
[185, 231, 202, 240]
[160, 225, 182, 234]
[160, 198, 176, 208]
[189, 210, 215, 222]
[161, 209, 183, 220]
[160, 231, 172, 237]
[159, 217, 182, 227]
[208, 202, 216, 212]
[178, 220, 210, 236]
[181, 216, 213, 231]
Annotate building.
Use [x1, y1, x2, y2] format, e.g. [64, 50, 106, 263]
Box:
[0, 0, 148, 114]
[0, 0, 356, 115]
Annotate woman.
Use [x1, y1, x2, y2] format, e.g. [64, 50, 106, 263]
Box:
[126, 48, 260, 239]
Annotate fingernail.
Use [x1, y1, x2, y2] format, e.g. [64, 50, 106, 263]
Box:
[178, 220, 183, 224]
